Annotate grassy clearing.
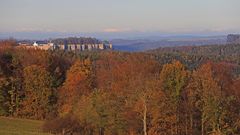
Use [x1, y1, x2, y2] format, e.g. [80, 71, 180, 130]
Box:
[0, 116, 51, 135]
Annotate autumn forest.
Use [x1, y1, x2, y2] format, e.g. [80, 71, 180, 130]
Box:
[0, 40, 240, 135]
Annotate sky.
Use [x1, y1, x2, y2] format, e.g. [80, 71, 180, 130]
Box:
[0, 0, 240, 39]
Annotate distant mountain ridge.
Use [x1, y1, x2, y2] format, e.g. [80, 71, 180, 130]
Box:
[111, 35, 227, 52]
[227, 34, 240, 44]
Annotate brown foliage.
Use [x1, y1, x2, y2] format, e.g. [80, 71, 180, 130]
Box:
[43, 115, 82, 135]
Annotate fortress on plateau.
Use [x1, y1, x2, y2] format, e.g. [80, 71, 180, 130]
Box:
[17, 37, 113, 51]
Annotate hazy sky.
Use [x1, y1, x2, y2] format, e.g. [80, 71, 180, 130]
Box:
[0, 0, 240, 34]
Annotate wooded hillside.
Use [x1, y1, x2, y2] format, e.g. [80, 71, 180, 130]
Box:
[0, 40, 240, 135]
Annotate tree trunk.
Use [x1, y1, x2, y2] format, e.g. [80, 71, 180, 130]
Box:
[185, 113, 188, 135]
[201, 117, 204, 135]
[143, 99, 147, 135]
[190, 113, 193, 135]
[99, 128, 104, 135]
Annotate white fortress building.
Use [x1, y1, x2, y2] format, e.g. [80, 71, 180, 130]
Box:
[18, 41, 113, 51]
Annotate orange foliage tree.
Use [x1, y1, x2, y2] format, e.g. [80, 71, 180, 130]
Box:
[58, 59, 93, 116]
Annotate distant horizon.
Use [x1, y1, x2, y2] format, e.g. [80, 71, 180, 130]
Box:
[0, 30, 238, 40]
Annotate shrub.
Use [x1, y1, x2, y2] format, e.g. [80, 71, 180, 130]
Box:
[42, 114, 82, 135]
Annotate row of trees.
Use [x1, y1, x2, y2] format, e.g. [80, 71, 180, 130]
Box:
[52, 37, 102, 45]
[0, 41, 240, 135]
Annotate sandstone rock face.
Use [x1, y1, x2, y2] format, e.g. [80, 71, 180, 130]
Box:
[227, 34, 240, 44]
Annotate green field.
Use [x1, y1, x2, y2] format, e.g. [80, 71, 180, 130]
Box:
[0, 117, 51, 135]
